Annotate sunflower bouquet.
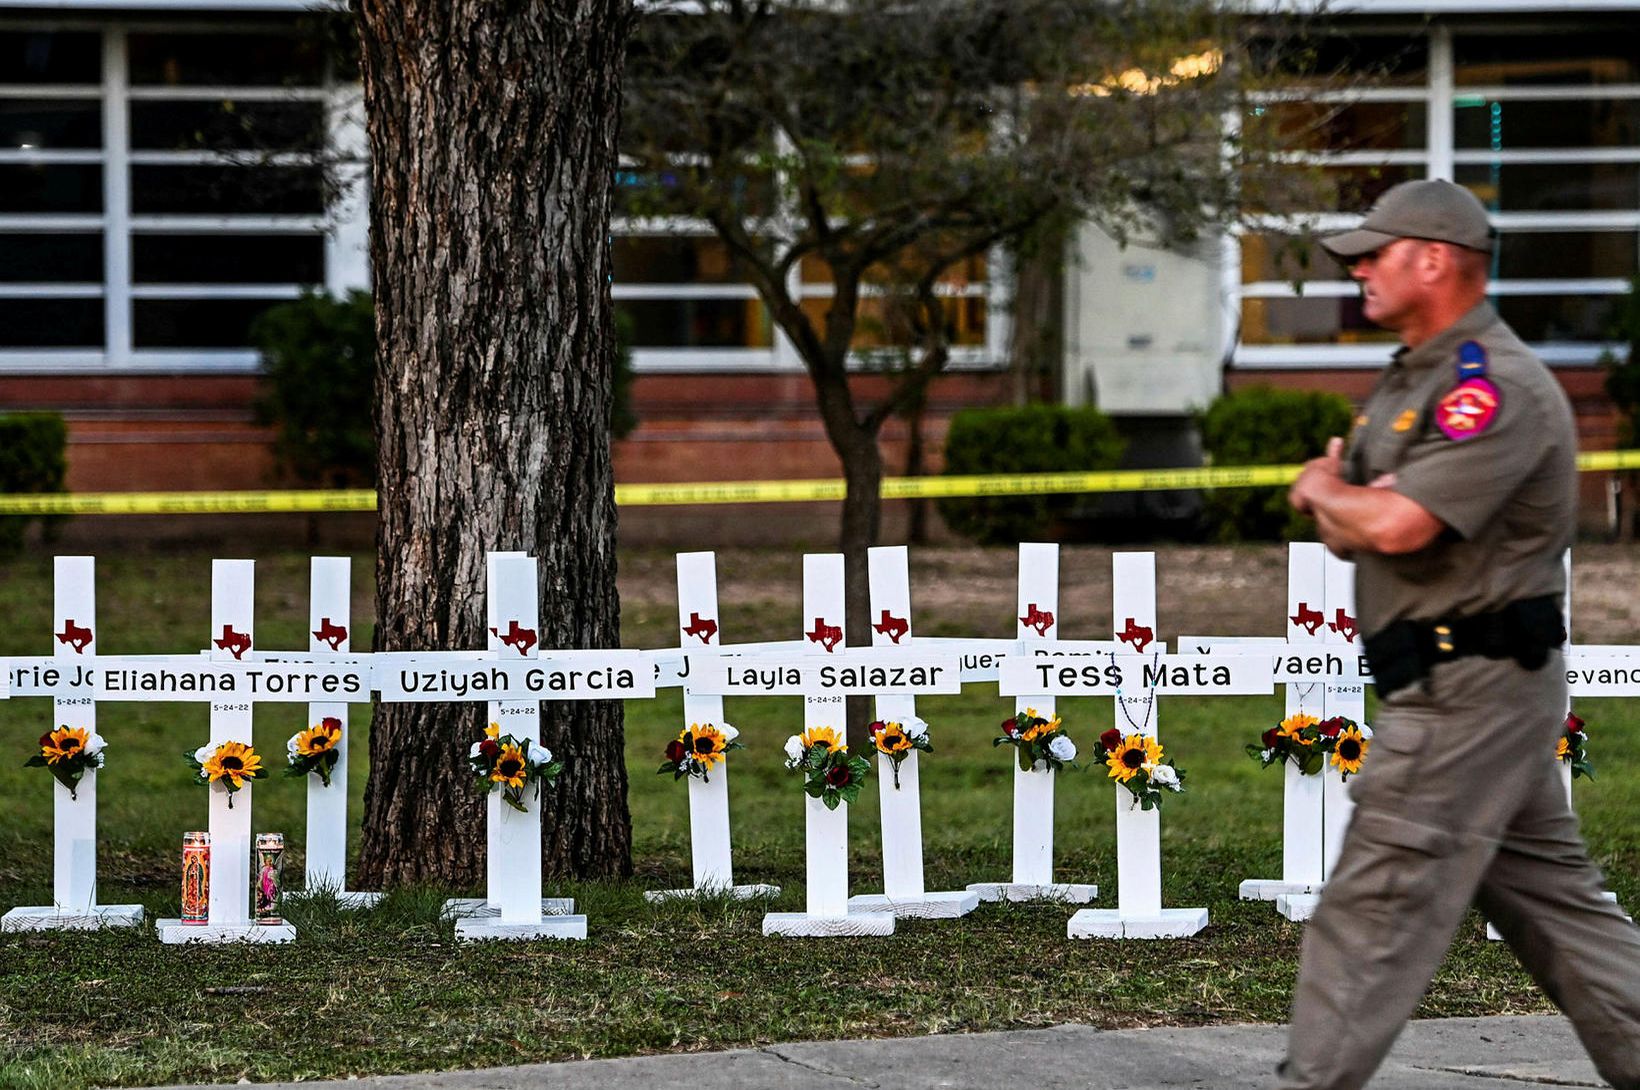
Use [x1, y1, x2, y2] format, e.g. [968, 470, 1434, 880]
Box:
[187, 740, 264, 808]
[1325, 718, 1372, 781]
[782, 725, 871, 811]
[659, 721, 741, 782]
[285, 716, 343, 787]
[1094, 728, 1186, 811]
[870, 716, 932, 789]
[994, 707, 1077, 772]
[468, 722, 561, 813]
[25, 726, 107, 800]
[1559, 712, 1594, 780]
[1246, 712, 1329, 775]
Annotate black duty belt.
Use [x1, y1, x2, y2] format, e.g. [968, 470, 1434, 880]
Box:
[1361, 595, 1566, 700]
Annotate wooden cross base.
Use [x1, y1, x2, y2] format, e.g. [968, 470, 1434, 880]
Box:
[156, 918, 295, 944]
[642, 883, 780, 904]
[455, 915, 587, 942]
[2, 904, 144, 932]
[967, 881, 1098, 904]
[846, 890, 980, 919]
[442, 897, 576, 920]
[761, 911, 895, 937]
[1067, 907, 1209, 940]
[1239, 878, 1323, 901]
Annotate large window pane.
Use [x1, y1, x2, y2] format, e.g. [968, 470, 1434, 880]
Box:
[0, 100, 101, 150]
[1458, 162, 1640, 212]
[130, 99, 325, 152]
[1239, 296, 1396, 346]
[0, 164, 101, 213]
[133, 298, 289, 348]
[1254, 33, 1427, 86]
[1455, 97, 1640, 150]
[0, 298, 103, 347]
[133, 233, 324, 284]
[615, 299, 771, 348]
[800, 295, 987, 350]
[127, 33, 324, 87]
[1455, 33, 1640, 87]
[130, 164, 325, 214]
[613, 164, 775, 219]
[0, 31, 100, 84]
[613, 236, 749, 284]
[1494, 232, 1639, 281]
[1249, 100, 1425, 152]
[1240, 233, 1349, 283]
[1495, 294, 1623, 342]
[0, 233, 102, 282]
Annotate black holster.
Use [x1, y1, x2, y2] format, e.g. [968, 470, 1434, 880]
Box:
[1362, 595, 1566, 700]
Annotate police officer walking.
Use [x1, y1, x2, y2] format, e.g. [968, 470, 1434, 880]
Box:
[1282, 179, 1640, 1089]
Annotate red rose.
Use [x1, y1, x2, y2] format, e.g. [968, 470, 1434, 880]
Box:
[1099, 728, 1122, 752]
[1319, 718, 1344, 738]
[664, 739, 687, 762]
[38, 732, 52, 749]
[1001, 717, 1019, 736]
[825, 764, 851, 787]
[322, 716, 342, 731]
[479, 738, 500, 760]
[1566, 713, 1586, 736]
[869, 720, 885, 735]
[1261, 728, 1281, 749]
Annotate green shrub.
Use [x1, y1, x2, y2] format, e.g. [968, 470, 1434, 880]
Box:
[1198, 386, 1354, 542]
[0, 412, 68, 555]
[937, 404, 1124, 545]
[251, 290, 376, 487]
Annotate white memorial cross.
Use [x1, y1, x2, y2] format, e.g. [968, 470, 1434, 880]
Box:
[968, 542, 1099, 904]
[449, 554, 587, 942]
[644, 550, 779, 903]
[1065, 552, 1214, 939]
[846, 545, 979, 919]
[760, 554, 894, 937]
[441, 552, 573, 923]
[291, 556, 380, 908]
[2, 556, 144, 933]
[158, 559, 296, 943]
[1277, 549, 1365, 922]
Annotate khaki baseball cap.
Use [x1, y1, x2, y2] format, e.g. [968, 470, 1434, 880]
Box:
[1320, 179, 1496, 259]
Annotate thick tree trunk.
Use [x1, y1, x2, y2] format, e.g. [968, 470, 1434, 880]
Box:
[354, 0, 632, 887]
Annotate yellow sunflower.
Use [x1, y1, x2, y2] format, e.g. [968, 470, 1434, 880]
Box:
[1020, 711, 1063, 742]
[687, 724, 730, 770]
[41, 726, 89, 766]
[1280, 713, 1319, 745]
[874, 722, 913, 754]
[203, 741, 263, 790]
[801, 725, 846, 753]
[491, 743, 528, 789]
[1331, 726, 1370, 776]
[1555, 735, 1571, 761]
[295, 720, 341, 758]
[1106, 734, 1163, 783]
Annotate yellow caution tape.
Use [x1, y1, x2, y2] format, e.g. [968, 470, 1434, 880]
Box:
[2, 452, 1637, 514]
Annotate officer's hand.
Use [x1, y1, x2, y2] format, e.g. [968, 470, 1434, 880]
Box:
[1288, 437, 1345, 513]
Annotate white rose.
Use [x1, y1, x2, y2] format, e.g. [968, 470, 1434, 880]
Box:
[1150, 763, 1179, 788]
[1048, 735, 1076, 762]
[288, 737, 302, 759]
[193, 745, 213, 765]
[1360, 723, 1374, 739]
[783, 735, 805, 762]
[719, 722, 739, 742]
[468, 741, 483, 758]
[528, 743, 552, 766]
[84, 733, 106, 757]
[903, 717, 929, 740]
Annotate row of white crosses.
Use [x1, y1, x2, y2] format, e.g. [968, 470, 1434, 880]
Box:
[5, 545, 1631, 944]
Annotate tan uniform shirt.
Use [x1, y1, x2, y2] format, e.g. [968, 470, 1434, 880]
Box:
[1344, 301, 1577, 639]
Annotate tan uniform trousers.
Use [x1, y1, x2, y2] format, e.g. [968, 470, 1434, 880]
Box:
[1279, 652, 1640, 1090]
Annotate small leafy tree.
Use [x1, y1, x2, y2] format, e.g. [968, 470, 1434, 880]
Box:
[251, 289, 376, 487]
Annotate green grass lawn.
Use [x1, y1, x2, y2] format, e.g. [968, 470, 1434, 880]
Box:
[1, 546, 1636, 1089]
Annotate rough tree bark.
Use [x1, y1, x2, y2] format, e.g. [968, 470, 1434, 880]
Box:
[354, 0, 633, 887]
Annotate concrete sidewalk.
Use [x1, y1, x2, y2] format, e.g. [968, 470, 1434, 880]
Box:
[161, 1015, 1611, 1089]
